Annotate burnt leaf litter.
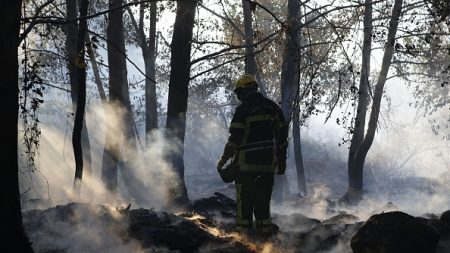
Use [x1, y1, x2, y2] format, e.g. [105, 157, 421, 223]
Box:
[23, 192, 450, 253]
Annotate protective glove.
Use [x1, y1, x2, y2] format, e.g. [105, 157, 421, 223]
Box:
[277, 160, 286, 175]
[217, 157, 227, 171]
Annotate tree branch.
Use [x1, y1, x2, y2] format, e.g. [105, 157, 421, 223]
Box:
[191, 29, 280, 64]
[190, 37, 275, 80]
[87, 29, 156, 84]
[19, 0, 56, 43]
[198, 2, 245, 38]
[19, 0, 160, 43]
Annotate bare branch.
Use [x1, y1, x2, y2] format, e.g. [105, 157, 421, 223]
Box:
[191, 29, 280, 64]
[392, 60, 450, 65]
[20, 0, 160, 42]
[190, 37, 275, 80]
[324, 70, 343, 123]
[387, 72, 441, 80]
[198, 3, 245, 38]
[19, 0, 56, 43]
[87, 29, 156, 84]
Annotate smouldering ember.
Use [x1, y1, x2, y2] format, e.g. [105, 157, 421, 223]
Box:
[180, 212, 286, 253]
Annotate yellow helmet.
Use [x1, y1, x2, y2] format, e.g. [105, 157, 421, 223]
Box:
[234, 74, 257, 91]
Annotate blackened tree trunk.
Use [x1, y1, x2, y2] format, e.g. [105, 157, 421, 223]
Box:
[126, 2, 158, 137]
[70, 0, 90, 192]
[345, 0, 403, 201]
[86, 34, 107, 102]
[66, 0, 92, 183]
[293, 111, 307, 195]
[279, 0, 301, 120]
[146, 1, 158, 135]
[102, 0, 129, 191]
[345, 0, 372, 201]
[165, 0, 198, 207]
[127, 2, 158, 137]
[242, 0, 267, 97]
[65, 0, 78, 104]
[0, 1, 34, 252]
[275, 0, 305, 200]
[102, 0, 149, 204]
[101, 133, 119, 191]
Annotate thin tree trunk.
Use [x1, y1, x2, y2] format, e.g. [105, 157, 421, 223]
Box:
[125, 3, 159, 205]
[276, 0, 303, 200]
[126, 3, 158, 137]
[293, 111, 307, 195]
[0, 1, 34, 252]
[66, 0, 92, 185]
[72, 0, 90, 192]
[146, 1, 158, 135]
[165, 0, 198, 207]
[101, 134, 119, 191]
[85, 35, 106, 179]
[345, 0, 373, 200]
[76, 4, 93, 179]
[65, 0, 78, 104]
[345, 0, 403, 201]
[242, 0, 268, 97]
[352, 0, 404, 191]
[102, 0, 148, 205]
[280, 0, 300, 120]
[79, 14, 92, 178]
[80, 116, 92, 177]
[86, 34, 107, 102]
[117, 10, 146, 205]
[102, 0, 126, 191]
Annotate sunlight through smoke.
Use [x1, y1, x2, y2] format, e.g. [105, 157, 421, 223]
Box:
[20, 102, 184, 211]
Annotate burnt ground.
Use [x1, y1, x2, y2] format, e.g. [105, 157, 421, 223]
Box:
[22, 192, 450, 253]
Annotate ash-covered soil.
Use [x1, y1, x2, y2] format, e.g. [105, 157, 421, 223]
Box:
[22, 192, 450, 253]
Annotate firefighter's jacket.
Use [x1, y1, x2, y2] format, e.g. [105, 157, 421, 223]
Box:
[223, 92, 288, 173]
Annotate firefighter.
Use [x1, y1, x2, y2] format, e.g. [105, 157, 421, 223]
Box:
[217, 74, 288, 237]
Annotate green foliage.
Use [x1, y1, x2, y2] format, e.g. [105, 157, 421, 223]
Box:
[20, 55, 45, 172]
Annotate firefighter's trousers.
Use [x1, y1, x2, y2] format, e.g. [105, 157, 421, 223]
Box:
[235, 172, 274, 234]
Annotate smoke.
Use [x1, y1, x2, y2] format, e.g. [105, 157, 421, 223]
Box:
[325, 241, 352, 253]
[20, 90, 448, 214]
[23, 203, 147, 253]
[19, 102, 186, 211]
[184, 106, 233, 199]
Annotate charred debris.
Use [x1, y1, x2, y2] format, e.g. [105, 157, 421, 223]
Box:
[22, 192, 450, 253]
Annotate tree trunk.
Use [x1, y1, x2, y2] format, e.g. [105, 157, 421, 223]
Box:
[345, 0, 373, 200]
[0, 1, 34, 252]
[72, 0, 90, 192]
[101, 134, 119, 191]
[65, 0, 78, 104]
[145, 1, 158, 135]
[354, 0, 403, 196]
[345, 0, 403, 201]
[102, 0, 149, 205]
[65, 0, 92, 187]
[86, 34, 107, 102]
[275, 0, 303, 200]
[280, 0, 300, 120]
[293, 111, 307, 195]
[102, 0, 128, 191]
[165, 0, 198, 207]
[126, 3, 158, 137]
[242, 0, 267, 97]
